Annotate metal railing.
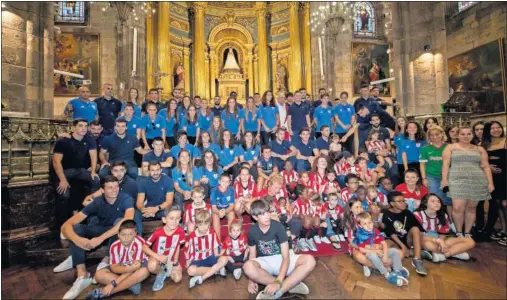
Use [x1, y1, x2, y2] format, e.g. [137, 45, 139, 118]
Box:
[1, 117, 70, 182]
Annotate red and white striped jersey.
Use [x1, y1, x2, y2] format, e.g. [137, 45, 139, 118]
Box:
[292, 198, 311, 216]
[340, 188, 357, 204]
[309, 202, 327, 219]
[334, 160, 361, 176]
[366, 140, 387, 153]
[326, 202, 344, 221]
[281, 170, 299, 185]
[146, 226, 185, 261]
[233, 178, 257, 199]
[413, 210, 450, 234]
[221, 234, 248, 256]
[309, 171, 327, 194]
[185, 229, 220, 261]
[367, 193, 388, 206]
[323, 180, 341, 194]
[184, 202, 212, 225]
[110, 236, 147, 266]
[253, 186, 288, 200]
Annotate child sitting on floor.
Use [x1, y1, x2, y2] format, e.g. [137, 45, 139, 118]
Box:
[220, 218, 249, 280]
[186, 210, 230, 289]
[184, 186, 213, 234]
[87, 220, 149, 299]
[413, 194, 475, 263]
[325, 193, 345, 249]
[366, 185, 389, 209]
[353, 212, 409, 287]
[144, 205, 185, 291]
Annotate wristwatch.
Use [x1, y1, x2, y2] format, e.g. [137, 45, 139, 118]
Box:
[111, 280, 118, 288]
[274, 279, 283, 287]
[157, 205, 162, 211]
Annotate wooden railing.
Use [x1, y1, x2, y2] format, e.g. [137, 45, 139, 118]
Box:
[1, 116, 70, 182]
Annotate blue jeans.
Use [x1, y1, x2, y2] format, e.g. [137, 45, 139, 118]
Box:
[134, 209, 166, 235]
[427, 176, 452, 206]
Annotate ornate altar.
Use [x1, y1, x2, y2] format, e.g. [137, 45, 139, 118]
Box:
[217, 48, 246, 105]
[441, 91, 478, 127]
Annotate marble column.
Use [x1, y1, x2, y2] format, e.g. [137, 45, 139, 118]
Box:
[301, 3, 312, 96]
[192, 2, 207, 97]
[247, 46, 254, 97]
[255, 3, 269, 93]
[209, 47, 216, 98]
[289, 2, 302, 92]
[146, 8, 155, 89]
[157, 1, 171, 98]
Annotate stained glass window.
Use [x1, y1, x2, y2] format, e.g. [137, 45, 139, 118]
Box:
[353, 2, 376, 37]
[458, 1, 478, 12]
[55, 1, 87, 25]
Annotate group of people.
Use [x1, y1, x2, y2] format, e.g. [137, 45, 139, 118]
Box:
[52, 82, 506, 299]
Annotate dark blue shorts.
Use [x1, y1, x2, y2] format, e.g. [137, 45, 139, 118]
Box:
[191, 255, 219, 268]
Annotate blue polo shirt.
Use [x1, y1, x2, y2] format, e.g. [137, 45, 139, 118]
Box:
[269, 139, 292, 156]
[257, 157, 276, 176]
[180, 117, 199, 137]
[288, 102, 310, 133]
[313, 105, 334, 132]
[94, 97, 123, 133]
[243, 109, 262, 132]
[121, 101, 142, 118]
[195, 166, 223, 188]
[221, 109, 244, 135]
[238, 145, 260, 162]
[315, 137, 330, 151]
[66, 98, 98, 123]
[198, 143, 220, 155]
[171, 167, 200, 192]
[170, 144, 201, 159]
[142, 150, 172, 175]
[260, 105, 278, 132]
[400, 138, 427, 164]
[119, 176, 138, 200]
[101, 133, 140, 166]
[210, 186, 235, 209]
[198, 112, 213, 132]
[118, 116, 142, 137]
[217, 145, 240, 166]
[393, 134, 406, 165]
[137, 175, 174, 207]
[141, 115, 166, 139]
[54, 134, 97, 170]
[295, 139, 317, 157]
[176, 106, 187, 123]
[165, 115, 177, 138]
[334, 103, 355, 133]
[81, 192, 134, 227]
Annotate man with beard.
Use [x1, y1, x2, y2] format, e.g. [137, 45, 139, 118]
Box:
[211, 95, 223, 116]
[94, 83, 122, 136]
[64, 86, 98, 123]
[142, 88, 166, 114]
[89, 120, 105, 152]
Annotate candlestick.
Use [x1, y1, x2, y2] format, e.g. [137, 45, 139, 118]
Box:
[318, 36, 324, 80]
[133, 27, 137, 74]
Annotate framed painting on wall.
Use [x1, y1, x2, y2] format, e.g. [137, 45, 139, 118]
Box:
[448, 38, 506, 115]
[53, 33, 100, 96]
[352, 42, 390, 96]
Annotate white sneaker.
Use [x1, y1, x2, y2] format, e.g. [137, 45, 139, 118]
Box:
[453, 252, 470, 261]
[339, 234, 346, 242]
[306, 238, 318, 252]
[288, 282, 310, 295]
[432, 253, 447, 263]
[321, 236, 331, 244]
[233, 268, 242, 280]
[62, 274, 93, 299]
[53, 256, 73, 273]
[298, 238, 310, 252]
[313, 235, 322, 244]
[189, 276, 203, 289]
[219, 267, 227, 277]
[363, 266, 371, 277]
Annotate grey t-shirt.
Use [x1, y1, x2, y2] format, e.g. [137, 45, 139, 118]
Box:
[247, 220, 289, 257]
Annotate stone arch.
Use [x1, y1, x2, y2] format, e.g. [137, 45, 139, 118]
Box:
[208, 22, 254, 45]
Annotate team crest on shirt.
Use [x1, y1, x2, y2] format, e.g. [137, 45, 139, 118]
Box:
[80, 105, 85, 109]
[133, 124, 137, 128]
[251, 150, 255, 155]
[156, 124, 160, 128]
[226, 196, 231, 201]
[230, 150, 234, 154]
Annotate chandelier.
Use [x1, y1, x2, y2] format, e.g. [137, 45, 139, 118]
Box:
[309, 1, 354, 36]
[101, 2, 156, 26]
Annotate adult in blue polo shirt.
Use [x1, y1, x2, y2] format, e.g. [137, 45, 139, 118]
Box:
[269, 128, 297, 170]
[197, 100, 213, 132]
[98, 119, 148, 179]
[64, 86, 98, 123]
[287, 91, 311, 142]
[315, 125, 331, 156]
[221, 97, 244, 138]
[399, 121, 427, 176]
[210, 174, 235, 210]
[294, 128, 319, 172]
[169, 131, 201, 165]
[313, 94, 334, 139]
[217, 130, 241, 178]
[94, 83, 122, 136]
[135, 162, 175, 232]
[142, 137, 172, 176]
[243, 97, 262, 136]
[158, 99, 179, 147]
[260, 92, 279, 145]
[141, 88, 166, 114]
[83, 161, 138, 204]
[334, 91, 356, 152]
[172, 149, 200, 206]
[118, 103, 142, 138]
[141, 102, 166, 149]
[195, 150, 224, 197]
[120, 88, 142, 117]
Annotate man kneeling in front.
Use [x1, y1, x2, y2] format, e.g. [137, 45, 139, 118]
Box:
[243, 199, 316, 299]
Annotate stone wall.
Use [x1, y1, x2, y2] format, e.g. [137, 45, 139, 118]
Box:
[446, 2, 507, 126]
[2, 2, 54, 117]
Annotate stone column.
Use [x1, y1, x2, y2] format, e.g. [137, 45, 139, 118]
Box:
[146, 8, 155, 90]
[301, 2, 312, 96]
[391, 2, 448, 116]
[209, 47, 216, 98]
[158, 1, 171, 98]
[288, 2, 302, 92]
[253, 55, 259, 93]
[192, 2, 207, 97]
[183, 47, 190, 95]
[255, 3, 269, 94]
[247, 46, 254, 97]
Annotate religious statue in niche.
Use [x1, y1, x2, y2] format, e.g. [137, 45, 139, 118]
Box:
[173, 62, 185, 89]
[276, 65, 288, 92]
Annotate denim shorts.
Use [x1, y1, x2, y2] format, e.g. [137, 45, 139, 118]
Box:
[191, 255, 219, 268]
[427, 176, 452, 206]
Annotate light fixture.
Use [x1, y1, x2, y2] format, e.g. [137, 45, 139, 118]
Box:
[310, 2, 354, 36]
[424, 44, 432, 52]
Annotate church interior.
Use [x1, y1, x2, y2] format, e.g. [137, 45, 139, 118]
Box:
[1, 1, 506, 299]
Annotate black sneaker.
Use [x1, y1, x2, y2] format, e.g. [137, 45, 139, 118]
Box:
[490, 232, 505, 241]
[498, 237, 507, 247]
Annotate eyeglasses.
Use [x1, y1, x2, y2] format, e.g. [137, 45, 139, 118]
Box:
[152, 122, 156, 130]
